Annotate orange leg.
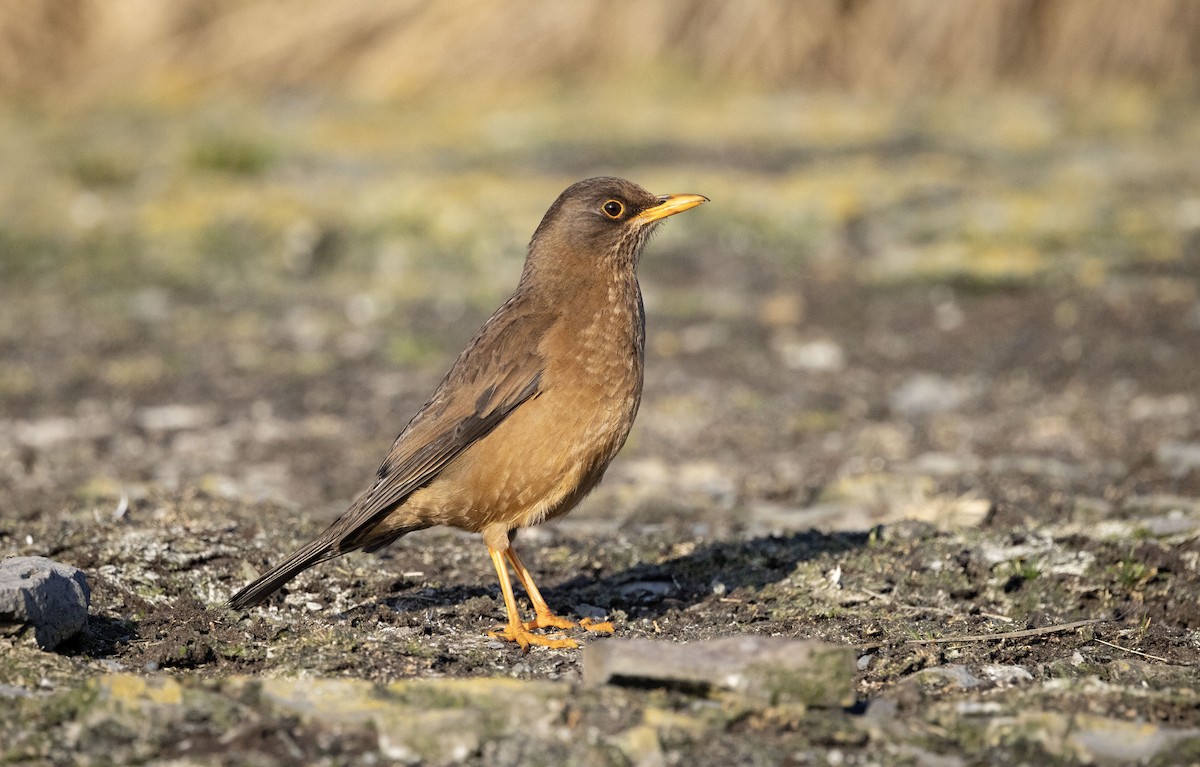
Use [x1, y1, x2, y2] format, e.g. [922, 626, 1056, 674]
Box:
[485, 546, 577, 650]
[505, 546, 614, 635]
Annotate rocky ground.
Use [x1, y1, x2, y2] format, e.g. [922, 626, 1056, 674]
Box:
[2, 90, 1200, 765]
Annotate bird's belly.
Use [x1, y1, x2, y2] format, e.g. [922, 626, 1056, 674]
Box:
[486, 381, 633, 527]
[408, 369, 640, 533]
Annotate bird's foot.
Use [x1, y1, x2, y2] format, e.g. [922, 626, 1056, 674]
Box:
[488, 623, 578, 651]
[578, 617, 615, 634]
[524, 611, 577, 632]
[523, 611, 615, 634]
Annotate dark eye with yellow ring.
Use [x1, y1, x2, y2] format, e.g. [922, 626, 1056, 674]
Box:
[602, 200, 624, 219]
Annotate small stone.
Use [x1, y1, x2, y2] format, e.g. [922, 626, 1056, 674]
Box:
[889, 373, 975, 416]
[0, 684, 33, 698]
[583, 636, 856, 708]
[135, 404, 216, 432]
[613, 723, 666, 767]
[990, 711, 1200, 764]
[911, 452, 983, 476]
[777, 338, 845, 372]
[1138, 512, 1200, 537]
[1155, 441, 1200, 478]
[914, 665, 982, 690]
[573, 603, 609, 621]
[956, 701, 1004, 716]
[1068, 715, 1200, 763]
[0, 556, 91, 650]
[980, 664, 1033, 686]
[617, 579, 679, 603]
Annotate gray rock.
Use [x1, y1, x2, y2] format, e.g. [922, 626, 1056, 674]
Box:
[889, 373, 975, 416]
[979, 664, 1034, 685]
[1068, 714, 1200, 763]
[914, 664, 983, 689]
[1155, 441, 1200, 478]
[989, 711, 1200, 765]
[617, 578, 679, 602]
[583, 636, 855, 707]
[0, 556, 91, 650]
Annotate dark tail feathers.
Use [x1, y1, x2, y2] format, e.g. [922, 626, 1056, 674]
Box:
[226, 520, 428, 609]
[226, 538, 339, 610]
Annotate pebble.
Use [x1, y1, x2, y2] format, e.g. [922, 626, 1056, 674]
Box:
[1155, 441, 1200, 477]
[889, 373, 975, 416]
[979, 664, 1034, 686]
[617, 579, 679, 603]
[915, 665, 982, 689]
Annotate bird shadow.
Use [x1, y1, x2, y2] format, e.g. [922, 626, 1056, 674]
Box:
[546, 529, 868, 620]
[379, 529, 868, 621]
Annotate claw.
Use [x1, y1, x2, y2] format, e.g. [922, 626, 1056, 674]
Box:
[525, 612, 578, 632]
[489, 624, 578, 651]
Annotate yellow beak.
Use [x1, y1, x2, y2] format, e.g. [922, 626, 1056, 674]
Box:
[635, 193, 709, 224]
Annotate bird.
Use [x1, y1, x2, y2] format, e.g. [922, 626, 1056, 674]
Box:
[227, 177, 707, 650]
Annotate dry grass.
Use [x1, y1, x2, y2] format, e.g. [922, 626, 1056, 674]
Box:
[2, 0, 1199, 102]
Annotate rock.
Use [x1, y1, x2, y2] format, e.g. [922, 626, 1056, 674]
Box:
[582, 636, 856, 708]
[979, 664, 1033, 686]
[617, 578, 679, 603]
[1155, 441, 1200, 478]
[743, 500, 880, 534]
[820, 472, 935, 509]
[910, 451, 983, 476]
[1068, 715, 1200, 764]
[988, 711, 1200, 764]
[913, 665, 982, 690]
[776, 338, 845, 372]
[1137, 511, 1200, 537]
[0, 557, 91, 650]
[613, 723, 666, 767]
[135, 403, 216, 432]
[251, 676, 565, 767]
[889, 374, 975, 416]
[1123, 494, 1200, 515]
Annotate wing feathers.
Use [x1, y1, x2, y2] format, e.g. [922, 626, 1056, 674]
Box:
[226, 296, 551, 608]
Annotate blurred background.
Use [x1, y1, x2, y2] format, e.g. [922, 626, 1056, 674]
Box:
[2, 0, 1199, 523]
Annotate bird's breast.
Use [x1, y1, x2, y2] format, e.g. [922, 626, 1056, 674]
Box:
[413, 283, 645, 532]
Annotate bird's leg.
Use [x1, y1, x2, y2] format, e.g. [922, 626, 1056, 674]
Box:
[505, 546, 614, 635]
[485, 546, 577, 650]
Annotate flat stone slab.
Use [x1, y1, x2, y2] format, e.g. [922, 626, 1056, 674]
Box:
[583, 636, 856, 707]
[0, 556, 91, 650]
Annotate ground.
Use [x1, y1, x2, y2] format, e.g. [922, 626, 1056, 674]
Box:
[2, 88, 1199, 765]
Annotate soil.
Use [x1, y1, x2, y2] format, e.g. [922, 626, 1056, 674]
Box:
[2, 92, 1200, 764]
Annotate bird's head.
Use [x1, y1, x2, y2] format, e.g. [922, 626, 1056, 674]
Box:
[524, 177, 707, 283]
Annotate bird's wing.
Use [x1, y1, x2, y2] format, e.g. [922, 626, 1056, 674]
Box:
[226, 295, 551, 609]
[329, 295, 550, 546]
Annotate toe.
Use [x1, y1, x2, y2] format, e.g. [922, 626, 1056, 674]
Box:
[579, 618, 615, 634]
[525, 613, 577, 632]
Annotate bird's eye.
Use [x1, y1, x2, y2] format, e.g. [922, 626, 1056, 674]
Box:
[602, 200, 624, 219]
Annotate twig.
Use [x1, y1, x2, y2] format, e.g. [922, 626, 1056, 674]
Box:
[906, 617, 1107, 644]
[1093, 637, 1194, 666]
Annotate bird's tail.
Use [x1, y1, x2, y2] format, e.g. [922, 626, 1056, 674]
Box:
[226, 501, 429, 610]
[226, 536, 342, 610]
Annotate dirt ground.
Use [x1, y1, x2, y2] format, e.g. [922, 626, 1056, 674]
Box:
[2, 91, 1200, 764]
